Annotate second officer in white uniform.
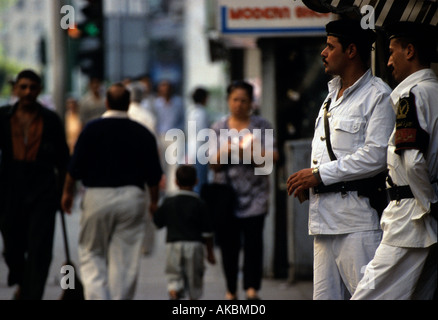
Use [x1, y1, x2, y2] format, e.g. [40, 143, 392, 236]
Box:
[352, 21, 438, 301]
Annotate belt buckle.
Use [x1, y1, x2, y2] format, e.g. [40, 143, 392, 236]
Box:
[341, 184, 347, 198]
[392, 187, 401, 205]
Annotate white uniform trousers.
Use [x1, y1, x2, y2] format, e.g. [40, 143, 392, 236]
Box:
[351, 243, 436, 300]
[313, 230, 382, 300]
[78, 186, 146, 300]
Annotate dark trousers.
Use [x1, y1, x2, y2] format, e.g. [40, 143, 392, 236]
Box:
[0, 166, 57, 300]
[216, 214, 265, 295]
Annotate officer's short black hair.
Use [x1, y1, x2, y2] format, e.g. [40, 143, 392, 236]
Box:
[385, 21, 438, 65]
[325, 18, 376, 65]
[176, 165, 197, 187]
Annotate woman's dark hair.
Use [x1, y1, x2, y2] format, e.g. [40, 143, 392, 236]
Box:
[226, 80, 254, 101]
[176, 165, 197, 187]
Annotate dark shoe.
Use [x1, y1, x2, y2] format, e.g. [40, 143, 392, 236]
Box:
[12, 286, 21, 300]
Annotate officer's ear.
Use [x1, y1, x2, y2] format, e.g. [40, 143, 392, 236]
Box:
[347, 43, 358, 59]
[404, 43, 416, 61]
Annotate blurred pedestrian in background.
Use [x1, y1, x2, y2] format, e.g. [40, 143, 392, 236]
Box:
[61, 83, 163, 300]
[153, 164, 216, 300]
[64, 97, 82, 154]
[187, 86, 211, 194]
[138, 73, 156, 112]
[0, 69, 70, 300]
[127, 81, 159, 256]
[78, 76, 106, 127]
[127, 81, 156, 134]
[152, 79, 185, 194]
[209, 80, 278, 300]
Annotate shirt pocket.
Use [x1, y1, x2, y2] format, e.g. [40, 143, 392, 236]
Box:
[331, 117, 365, 153]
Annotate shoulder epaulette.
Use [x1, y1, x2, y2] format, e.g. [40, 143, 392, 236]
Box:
[394, 92, 429, 156]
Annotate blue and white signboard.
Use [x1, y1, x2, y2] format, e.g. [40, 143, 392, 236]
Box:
[218, 0, 334, 37]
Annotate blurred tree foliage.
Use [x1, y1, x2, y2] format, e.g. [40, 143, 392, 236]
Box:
[0, 56, 23, 97]
[0, 0, 23, 98]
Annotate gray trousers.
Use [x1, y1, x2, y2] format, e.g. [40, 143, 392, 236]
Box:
[165, 241, 205, 299]
[78, 186, 146, 300]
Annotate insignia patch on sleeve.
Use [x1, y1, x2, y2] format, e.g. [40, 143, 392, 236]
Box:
[395, 93, 429, 156]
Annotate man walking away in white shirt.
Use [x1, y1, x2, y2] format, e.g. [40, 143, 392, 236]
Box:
[127, 81, 159, 256]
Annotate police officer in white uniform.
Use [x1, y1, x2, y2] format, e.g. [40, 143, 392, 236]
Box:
[352, 22, 438, 300]
[287, 18, 395, 299]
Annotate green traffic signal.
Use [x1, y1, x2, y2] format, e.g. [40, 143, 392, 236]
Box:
[83, 22, 100, 37]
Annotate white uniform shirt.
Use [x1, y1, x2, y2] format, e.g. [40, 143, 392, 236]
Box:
[309, 69, 395, 235]
[381, 68, 438, 248]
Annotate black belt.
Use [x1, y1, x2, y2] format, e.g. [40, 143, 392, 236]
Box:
[313, 173, 386, 196]
[386, 185, 414, 201]
[314, 180, 364, 195]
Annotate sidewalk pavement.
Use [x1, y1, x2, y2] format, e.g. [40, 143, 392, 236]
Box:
[0, 205, 313, 301]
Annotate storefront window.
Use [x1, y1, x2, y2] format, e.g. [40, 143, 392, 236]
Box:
[276, 37, 330, 142]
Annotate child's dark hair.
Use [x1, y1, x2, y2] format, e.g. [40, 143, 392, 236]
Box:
[176, 165, 197, 187]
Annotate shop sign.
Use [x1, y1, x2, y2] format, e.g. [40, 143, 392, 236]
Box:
[218, 0, 334, 36]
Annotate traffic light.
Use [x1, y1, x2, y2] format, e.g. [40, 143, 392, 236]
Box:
[76, 0, 104, 78]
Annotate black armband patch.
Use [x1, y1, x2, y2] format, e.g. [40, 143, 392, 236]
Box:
[394, 93, 429, 156]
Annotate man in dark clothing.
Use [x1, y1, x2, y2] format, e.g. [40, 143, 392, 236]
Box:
[0, 69, 70, 300]
[61, 83, 163, 300]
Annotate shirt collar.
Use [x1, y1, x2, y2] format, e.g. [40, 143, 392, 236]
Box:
[390, 68, 437, 106]
[9, 101, 43, 115]
[328, 69, 373, 97]
[102, 110, 129, 119]
[167, 189, 200, 198]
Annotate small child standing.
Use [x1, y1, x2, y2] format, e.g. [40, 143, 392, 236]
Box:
[153, 164, 216, 300]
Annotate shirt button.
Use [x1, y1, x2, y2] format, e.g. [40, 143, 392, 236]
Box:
[313, 159, 318, 165]
[326, 112, 331, 118]
[320, 136, 326, 141]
